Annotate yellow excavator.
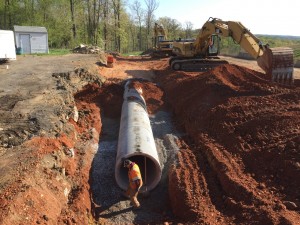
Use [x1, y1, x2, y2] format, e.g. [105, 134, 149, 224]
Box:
[170, 17, 294, 84]
[152, 23, 173, 57]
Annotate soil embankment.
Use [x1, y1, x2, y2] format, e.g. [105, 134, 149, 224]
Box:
[156, 63, 300, 224]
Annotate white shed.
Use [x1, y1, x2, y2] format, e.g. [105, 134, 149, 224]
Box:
[14, 26, 49, 54]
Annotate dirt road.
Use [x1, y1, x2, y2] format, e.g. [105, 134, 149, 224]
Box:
[0, 54, 299, 224]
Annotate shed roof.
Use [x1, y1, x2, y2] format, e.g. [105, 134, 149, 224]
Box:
[14, 26, 47, 33]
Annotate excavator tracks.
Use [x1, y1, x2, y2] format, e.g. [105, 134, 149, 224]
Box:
[170, 58, 229, 72]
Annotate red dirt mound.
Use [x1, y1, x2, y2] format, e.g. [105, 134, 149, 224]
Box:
[157, 64, 300, 224]
[75, 82, 124, 118]
[75, 79, 165, 117]
[128, 80, 165, 114]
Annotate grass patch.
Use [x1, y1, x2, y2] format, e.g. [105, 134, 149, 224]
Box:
[48, 49, 72, 55]
[29, 49, 71, 56]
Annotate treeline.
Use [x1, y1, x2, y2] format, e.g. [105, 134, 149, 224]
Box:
[0, 0, 193, 53]
[1, 0, 300, 56]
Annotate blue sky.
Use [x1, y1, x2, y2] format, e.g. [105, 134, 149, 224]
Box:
[127, 0, 300, 36]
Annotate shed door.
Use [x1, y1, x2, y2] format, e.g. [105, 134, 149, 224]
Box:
[20, 34, 31, 54]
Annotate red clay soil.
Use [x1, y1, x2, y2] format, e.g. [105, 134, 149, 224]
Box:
[0, 97, 101, 224]
[75, 82, 123, 118]
[156, 64, 300, 224]
[74, 79, 165, 117]
[128, 79, 166, 114]
[2, 56, 298, 224]
[56, 100, 102, 224]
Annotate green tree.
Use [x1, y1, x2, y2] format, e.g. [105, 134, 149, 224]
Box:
[130, 0, 144, 51]
[144, 0, 159, 49]
[184, 21, 193, 39]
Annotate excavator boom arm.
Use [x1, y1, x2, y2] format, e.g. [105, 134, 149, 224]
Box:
[194, 18, 294, 84]
[154, 23, 167, 38]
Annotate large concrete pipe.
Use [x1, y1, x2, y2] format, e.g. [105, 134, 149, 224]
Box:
[115, 80, 162, 192]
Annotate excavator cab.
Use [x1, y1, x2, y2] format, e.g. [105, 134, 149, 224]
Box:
[157, 35, 165, 42]
[208, 34, 220, 56]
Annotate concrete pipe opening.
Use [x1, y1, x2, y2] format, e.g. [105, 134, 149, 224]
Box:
[115, 79, 162, 192]
[115, 154, 161, 192]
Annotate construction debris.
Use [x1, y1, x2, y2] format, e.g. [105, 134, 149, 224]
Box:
[73, 44, 102, 54]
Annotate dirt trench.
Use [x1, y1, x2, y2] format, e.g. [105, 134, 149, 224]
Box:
[0, 55, 182, 224]
[74, 80, 181, 224]
[0, 54, 300, 225]
[95, 56, 300, 224]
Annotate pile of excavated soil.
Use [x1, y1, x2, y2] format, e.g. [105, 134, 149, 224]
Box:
[156, 64, 300, 224]
[126, 79, 166, 114]
[75, 78, 166, 117]
[75, 81, 124, 118]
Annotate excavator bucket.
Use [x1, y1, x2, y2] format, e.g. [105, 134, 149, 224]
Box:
[257, 47, 294, 85]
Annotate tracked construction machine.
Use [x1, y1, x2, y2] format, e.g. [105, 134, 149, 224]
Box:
[152, 23, 173, 58]
[170, 17, 294, 85]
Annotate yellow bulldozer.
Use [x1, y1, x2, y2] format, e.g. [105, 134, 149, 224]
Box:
[170, 17, 294, 85]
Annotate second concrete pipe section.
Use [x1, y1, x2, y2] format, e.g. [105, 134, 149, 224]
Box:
[115, 80, 162, 192]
